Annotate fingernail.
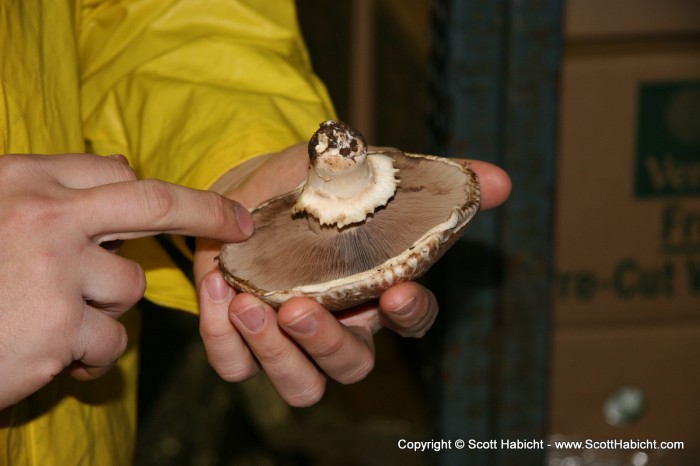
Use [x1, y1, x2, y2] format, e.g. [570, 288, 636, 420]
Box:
[285, 313, 318, 336]
[234, 305, 265, 332]
[391, 297, 417, 317]
[204, 273, 231, 303]
[235, 205, 254, 237]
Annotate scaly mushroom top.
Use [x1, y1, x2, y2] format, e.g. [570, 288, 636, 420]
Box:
[292, 120, 399, 228]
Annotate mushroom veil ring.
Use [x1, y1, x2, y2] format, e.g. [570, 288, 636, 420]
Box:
[218, 120, 480, 311]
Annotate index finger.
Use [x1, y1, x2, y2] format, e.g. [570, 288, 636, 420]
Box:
[78, 179, 254, 243]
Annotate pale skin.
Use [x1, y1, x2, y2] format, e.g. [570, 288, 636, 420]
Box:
[0, 153, 254, 409]
[195, 143, 512, 407]
[0, 147, 511, 410]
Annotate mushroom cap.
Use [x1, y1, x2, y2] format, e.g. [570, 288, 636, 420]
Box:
[218, 149, 480, 311]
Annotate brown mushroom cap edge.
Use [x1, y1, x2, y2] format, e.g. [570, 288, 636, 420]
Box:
[217, 148, 480, 311]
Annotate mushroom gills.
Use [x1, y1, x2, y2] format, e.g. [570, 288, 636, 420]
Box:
[218, 147, 479, 311]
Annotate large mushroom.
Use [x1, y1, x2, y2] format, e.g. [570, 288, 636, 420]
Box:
[218, 120, 480, 311]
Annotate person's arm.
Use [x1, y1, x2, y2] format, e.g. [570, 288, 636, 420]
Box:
[0, 153, 252, 410]
[79, 0, 336, 312]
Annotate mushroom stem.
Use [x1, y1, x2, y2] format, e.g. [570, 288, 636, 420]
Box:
[292, 121, 399, 229]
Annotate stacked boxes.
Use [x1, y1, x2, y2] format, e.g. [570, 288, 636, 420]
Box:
[549, 1, 700, 462]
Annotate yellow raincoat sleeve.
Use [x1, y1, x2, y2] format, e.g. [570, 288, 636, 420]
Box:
[79, 0, 335, 313]
[1, 3, 334, 465]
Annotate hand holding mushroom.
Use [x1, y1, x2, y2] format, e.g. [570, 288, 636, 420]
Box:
[194, 121, 511, 407]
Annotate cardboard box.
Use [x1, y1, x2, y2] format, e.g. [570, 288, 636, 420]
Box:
[565, 0, 700, 40]
[549, 5, 700, 464]
[548, 323, 700, 463]
[553, 47, 700, 326]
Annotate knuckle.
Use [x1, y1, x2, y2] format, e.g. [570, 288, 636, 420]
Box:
[0, 154, 27, 184]
[285, 379, 326, 407]
[8, 194, 65, 231]
[216, 360, 259, 383]
[337, 357, 375, 385]
[138, 179, 176, 221]
[393, 293, 439, 338]
[259, 343, 293, 367]
[93, 321, 129, 362]
[105, 157, 137, 182]
[395, 315, 433, 338]
[411, 314, 438, 338]
[204, 191, 230, 226]
[199, 320, 223, 341]
[132, 261, 147, 293]
[0, 158, 76, 230]
[410, 297, 438, 337]
[123, 261, 147, 307]
[313, 336, 347, 360]
[208, 192, 245, 238]
[199, 321, 230, 342]
[113, 322, 129, 358]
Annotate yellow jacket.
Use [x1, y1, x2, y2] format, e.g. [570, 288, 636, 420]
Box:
[0, 1, 334, 464]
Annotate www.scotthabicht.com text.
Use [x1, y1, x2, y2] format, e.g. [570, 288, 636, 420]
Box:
[397, 438, 685, 452]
